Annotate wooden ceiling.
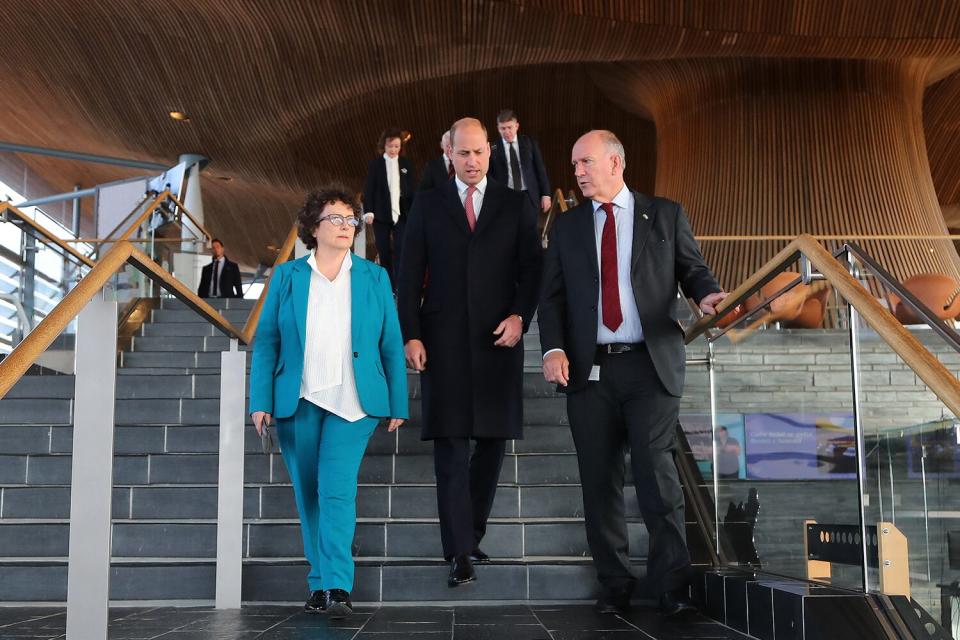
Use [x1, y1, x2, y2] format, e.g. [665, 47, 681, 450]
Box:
[2, 1, 960, 267]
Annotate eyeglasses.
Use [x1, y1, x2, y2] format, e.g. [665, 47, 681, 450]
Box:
[318, 215, 361, 227]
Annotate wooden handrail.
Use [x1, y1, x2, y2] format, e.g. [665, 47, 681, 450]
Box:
[241, 225, 298, 341]
[796, 235, 960, 419]
[167, 193, 213, 245]
[0, 238, 253, 398]
[0, 202, 96, 268]
[0, 240, 133, 397]
[684, 233, 960, 419]
[116, 190, 172, 242]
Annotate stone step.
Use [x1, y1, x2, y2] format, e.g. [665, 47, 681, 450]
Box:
[130, 336, 253, 352]
[0, 558, 621, 602]
[0, 394, 569, 427]
[160, 297, 257, 311]
[0, 520, 650, 561]
[151, 309, 251, 325]
[0, 451, 587, 488]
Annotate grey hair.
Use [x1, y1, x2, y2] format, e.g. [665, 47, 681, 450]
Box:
[595, 130, 627, 170]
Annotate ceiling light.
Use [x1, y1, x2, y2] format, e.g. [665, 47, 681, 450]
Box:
[169, 111, 191, 122]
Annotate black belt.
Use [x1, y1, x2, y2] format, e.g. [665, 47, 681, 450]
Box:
[596, 342, 645, 357]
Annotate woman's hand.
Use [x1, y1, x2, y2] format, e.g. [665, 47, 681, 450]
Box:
[386, 418, 405, 432]
[252, 411, 272, 436]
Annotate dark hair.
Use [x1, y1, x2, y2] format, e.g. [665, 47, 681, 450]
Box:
[211, 238, 223, 246]
[377, 128, 405, 154]
[496, 109, 518, 123]
[297, 184, 361, 250]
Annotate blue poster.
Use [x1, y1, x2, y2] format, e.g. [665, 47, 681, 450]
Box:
[744, 412, 856, 480]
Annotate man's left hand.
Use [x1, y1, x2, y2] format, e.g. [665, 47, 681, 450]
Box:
[699, 291, 729, 316]
[541, 195, 552, 213]
[493, 314, 523, 347]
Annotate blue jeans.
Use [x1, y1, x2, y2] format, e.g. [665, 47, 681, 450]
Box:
[277, 399, 378, 592]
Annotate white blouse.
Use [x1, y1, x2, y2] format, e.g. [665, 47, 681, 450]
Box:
[299, 251, 366, 421]
[384, 153, 401, 224]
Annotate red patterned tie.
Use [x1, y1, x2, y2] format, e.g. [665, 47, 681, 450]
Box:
[600, 202, 623, 332]
[464, 185, 477, 231]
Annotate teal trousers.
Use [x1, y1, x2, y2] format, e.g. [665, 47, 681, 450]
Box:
[277, 398, 378, 592]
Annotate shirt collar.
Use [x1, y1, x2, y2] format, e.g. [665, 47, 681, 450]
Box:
[455, 175, 487, 196]
[592, 183, 631, 214]
[501, 137, 517, 148]
[307, 250, 353, 283]
[383, 153, 398, 163]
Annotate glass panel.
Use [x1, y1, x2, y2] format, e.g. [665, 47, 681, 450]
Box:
[848, 248, 960, 622]
[0, 224, 90, 358]
[710, 269, 863, 589]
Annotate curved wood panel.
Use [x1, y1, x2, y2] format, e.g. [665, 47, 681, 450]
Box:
[2, 2, 960, 267]
[592, 58, 960, 288]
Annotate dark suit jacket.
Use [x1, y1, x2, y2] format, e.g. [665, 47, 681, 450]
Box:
[418, 155, 452, 193]
[488, 134, 551, 204]
[198, 257, 243, 298]
[398, 179, 542, 440]
[363, 156, 416, 225]
[538, 190, 720, 397]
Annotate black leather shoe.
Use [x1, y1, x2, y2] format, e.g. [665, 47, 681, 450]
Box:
[595, 586, 632, 614]
[469, 548, 490, 563]
[448, 553, 477, 587]
[325, 589, 353, 619]
[304, 590, 326, 614]
[659, 588, 697, 617]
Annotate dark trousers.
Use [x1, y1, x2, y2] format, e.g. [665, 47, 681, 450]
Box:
[433, 437, 506, 559]
[567, 345, 690, 596]
[373, 220, 404, 290]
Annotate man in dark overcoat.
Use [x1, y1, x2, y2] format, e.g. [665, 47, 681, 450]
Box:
[398, 117, 542, 588]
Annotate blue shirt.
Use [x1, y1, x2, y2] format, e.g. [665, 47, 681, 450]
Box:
[592, 184, 644, 345]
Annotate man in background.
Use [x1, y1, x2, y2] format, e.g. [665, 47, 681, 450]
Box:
[488, 109, 552, 213]
[418, 130, 454, 193]
[198, 238, 243, 298]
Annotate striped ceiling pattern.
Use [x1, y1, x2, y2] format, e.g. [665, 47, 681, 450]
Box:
[1, 1, 960, 275]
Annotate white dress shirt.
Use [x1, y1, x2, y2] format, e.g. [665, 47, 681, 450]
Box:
[593, 184, 644, 344]
[384, 153, 401, 224]
[455, 175, 487, 221]
[208, 256, 225, 297]
[543, 183, 644, 361]
[502, 138, 525, 191]
[300, 251, 366, 421]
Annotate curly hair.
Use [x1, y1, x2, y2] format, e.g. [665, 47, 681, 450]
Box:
[297, 184, 361, 251]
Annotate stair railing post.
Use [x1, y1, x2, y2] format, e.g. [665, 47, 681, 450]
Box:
[65, 294, 118, 640]
[215, 337, 247, 608]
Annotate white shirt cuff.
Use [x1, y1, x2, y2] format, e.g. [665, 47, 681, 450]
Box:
[542, 348, 565, 360]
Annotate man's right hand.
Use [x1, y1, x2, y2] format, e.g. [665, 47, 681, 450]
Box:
[405, 339, 427, 371]
[542, 351, 569, 387]
[252, 411, 272, 436]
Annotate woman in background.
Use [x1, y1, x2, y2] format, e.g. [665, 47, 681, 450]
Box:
[363, 127, 416, 290]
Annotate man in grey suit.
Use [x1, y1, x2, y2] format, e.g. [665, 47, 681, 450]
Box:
[538, 130, 727, 617]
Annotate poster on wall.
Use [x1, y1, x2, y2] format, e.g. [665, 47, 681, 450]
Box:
[744, 412, 856, 480]
[679, 414, 747, 480]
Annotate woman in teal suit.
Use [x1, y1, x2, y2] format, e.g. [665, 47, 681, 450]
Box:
[250, 185, 408, 618]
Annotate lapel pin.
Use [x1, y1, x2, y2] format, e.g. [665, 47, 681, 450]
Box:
[642, 213, 649, 220]
[401, 167, 408, 174]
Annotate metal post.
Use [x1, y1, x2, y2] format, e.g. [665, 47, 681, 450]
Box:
[215, 338, 247, 608]
[708, 340, 721, 555]
[845, 251, 871, 593]
[65, 296, 118, 640]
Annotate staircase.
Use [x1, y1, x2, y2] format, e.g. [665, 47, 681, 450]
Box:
[0, 296, 651, 603]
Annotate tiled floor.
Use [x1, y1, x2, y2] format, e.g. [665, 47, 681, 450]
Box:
[0, 604, 751, 639]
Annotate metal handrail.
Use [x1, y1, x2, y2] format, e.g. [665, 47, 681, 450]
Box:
[843, 242, 960, 354]
[0, 202, 96, 268]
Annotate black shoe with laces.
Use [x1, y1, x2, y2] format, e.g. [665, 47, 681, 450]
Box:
[304, 590, 326, 614]
[325, 589, 353, 619]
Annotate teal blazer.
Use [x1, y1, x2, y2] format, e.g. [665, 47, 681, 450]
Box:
[249, 254, 408, 421]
